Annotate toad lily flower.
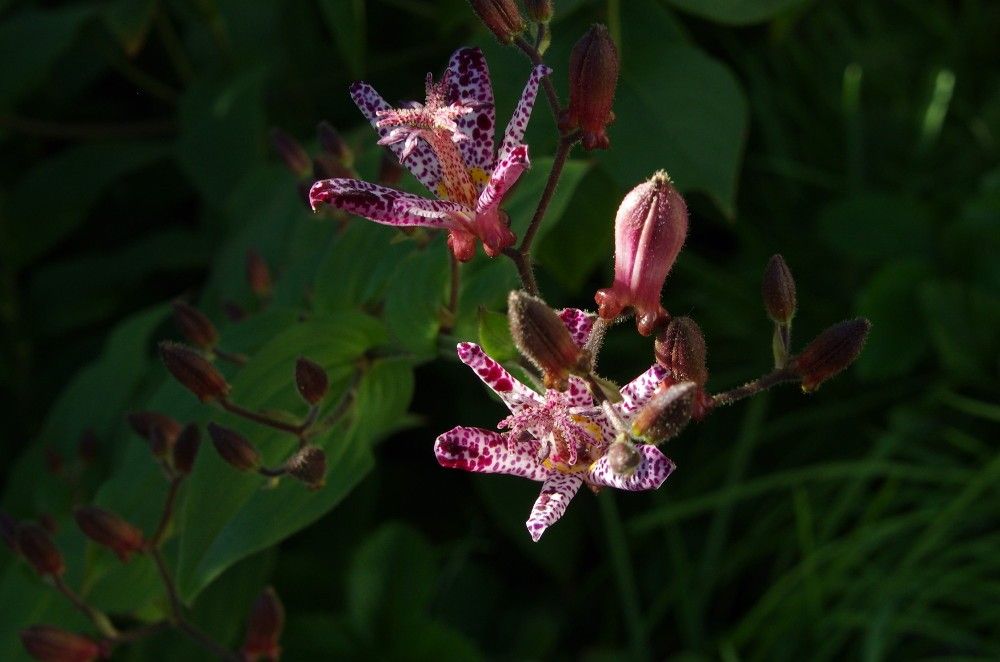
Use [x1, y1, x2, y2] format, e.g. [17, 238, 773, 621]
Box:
[435, 309, 676, 541]
[310, 47, 552, 262]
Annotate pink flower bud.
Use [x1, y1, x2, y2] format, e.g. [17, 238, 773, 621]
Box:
[595, 171, 688, 335]
[127, 411, 182, 458]
[508, 291, 588, 390]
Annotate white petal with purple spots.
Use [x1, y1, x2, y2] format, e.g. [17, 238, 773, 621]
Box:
[435, 427, 551, 481]
[309, 178, 469, 228]
[617, 364, 669, 417]
[558, 308, 596, 348]
[499, 64, 552, 160]
[456, 342, 542, 413]
[526, 474, 583, 542]
[476, 144, 529, 212]
[447, 47, 496, 176]
[586, 445, 676, 491]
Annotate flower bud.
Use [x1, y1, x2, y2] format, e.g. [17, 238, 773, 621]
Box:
[171, 300, 219, 350]
[524, 0, 554, 22]
[127, 411, 183, 457]
[654, 317, 708, 386]
[1, 510, 19, 554]
[596, 172, 688, 336]
[295, 358, 328, 405]
[159, 342, 230, 403]
[172, 424, 201, 475]
[77, 430, 98, 464]
[791, 318, 871, 392]
[16, 523, 64, 577]
[242, 586, 285, 661]
[20, 625, 104, 662]
[73, 506, 145, 563]
[607, 439, 642, 476]
[762, 254, 796, 325]
[288, 446, 326, 490]
[207, 423, 260, 471]
[246, 250, 273, 299]
[269, 128, 311, 179]
[508, 291, 587, 390]
[631, 381, 696, 444]
[469, 0, 525, 43]
[560, 24, 619, 150]
[317, 120, 351, 164]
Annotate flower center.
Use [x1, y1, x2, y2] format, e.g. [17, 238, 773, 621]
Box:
[499, 390, 605, 471]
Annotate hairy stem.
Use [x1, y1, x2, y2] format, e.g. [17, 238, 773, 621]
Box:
[219, 398, 306, 439]
[711, 368, 799, 408]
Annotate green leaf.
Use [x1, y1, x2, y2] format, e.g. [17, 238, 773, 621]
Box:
[103, 0, 158, 56]
[478, 307, 517, 363]
[817, 192, 933, 264]
[383, 243, 450, 356]
[352, 357, 416, 440]
[661, 0, 810, 25]
[919, 281, 1000, 384]
[313, 222, 413, 313]
[318, 0, 366, 78]
[503, 157, 590, 244]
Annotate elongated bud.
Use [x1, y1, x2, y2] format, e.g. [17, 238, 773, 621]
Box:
[1, 510, 19, 553]
[295, 358, 328, 405]
[171, 300, 219, 350]
[654, 317, 708, 386]
[242, 586, 285, 661]
[607, 439, 642, 476]
[469, 0, 525, 43]
[207, 423, 260, 471]
[246, 250, 273, 299]
[16, 523, 64, 577]
[159, 342, 230, 403]
[127, 411, 182, 458]
[560, 24, 619, 150]
[631, 381, 696, 444]
[791, 318, 871, 392]
[172, 424, 201, 475]
[73, 506, 145, 563]
[77, 430, 98, 464]
[20, 625, 104, 662]
[508, 291, 588, 390]
[269, 128, 311, 179]
[524, 0, 554, 22]
[317, 120, 351, 164]
[288, 446, 326, 490]
[596, 172, 688, 335]
[762, 254, 797, 325]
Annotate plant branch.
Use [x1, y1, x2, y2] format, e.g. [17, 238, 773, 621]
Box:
[53, 577, 118, 638]
[150, 476, 182, 548]
[513, 36, 561, 119]
[219, 398, 306, 439]
[710, 368, 800, 408]
[213, 348, 248, 366]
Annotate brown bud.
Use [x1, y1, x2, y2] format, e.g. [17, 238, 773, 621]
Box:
[77, 430, 99, 464]
[631, 381, 696, 444]
[269, 128, 311, 178]
[654, 317, 708, 386]
[762, 254, 797, 325]
[508, 291, 587, 390]
[317, 120, 351, 164]
[73, 506, 145, 563]
[469, 0, 525, 43]
[16, 523, 64, 577]
[377, 150, 404, 186]
[1, 510, 19, 554]
[127, 411, 183, 457]
[246, 250, 273, 299]
[287, 446, 326, 490]
[207, 423, 261, 471]
[44, 447, 64, 475]
[295, 358, 329, 405]
[171, 300, 219, 350]
[607, 440, 642, 476]
[172, 424, 201, 475]
[242, 586, 285, 661]
[524, 0, 554, 22]
[159, 342, 230, 403]
[560, 24, 619, 150]
[791, 318, 871, 392]
[20, 625, 104, 662]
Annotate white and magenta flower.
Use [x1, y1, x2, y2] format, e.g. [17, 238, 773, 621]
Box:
[434, 309, 676, 541]
[310, 47, 551, 262]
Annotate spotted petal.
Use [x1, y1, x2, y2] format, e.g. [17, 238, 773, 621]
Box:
[617, 364, 669, 417]
[587, 445, 675, 491]
[447, 47, 495, 176]
[435, 426, 551, 481]
[310, 179, 469, 229]
[499, 64, 552, 160]
[526, 474, 583, 542]
[457, 342, 542, 412]
[349, 81, 442, 194]
[476, 144, 528, 212]
[558, 308, 596, 348]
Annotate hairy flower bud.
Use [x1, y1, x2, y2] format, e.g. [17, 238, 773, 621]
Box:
[469, 0, 525, 43]
[508, 291, 587, 390]
[207, 423, 260, 471]
[73, 506, 145, 563]
[245, 250, 273, 299]
[560, 24, 619, 150]
[1, 510, 19, 553]
[524, 0, 554, 22]
[159, 342, 230, 403]
[20, 625, 104, 662]
[295, 358, 329, 405]
[791, 318, 871, 392]
[127, 411, 182, 457]
[288, 446, 326, 490]
[317, 120, 351, 164]
[16, 523, 64, 577]
[172, 424, 201, 475]
[607, 439, 642, 476]
[171, 300, 219, 350]
[242, 586, 285, 661]
[596, 172, 688, 336]
[269, 128, 311, 179]
[654, 317, 708, 386]
[631, 381, 696, 444]
[762, 254, 797, 325]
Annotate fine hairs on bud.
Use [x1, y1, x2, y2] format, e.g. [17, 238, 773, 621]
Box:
[508, 291, 587, 390]
[631, 381, 697, 445]
[560, 24, 619, 150]
[288, 446, 327, 489]
[655, 317, 708, 386]
[607, 438, 642, 476]
[792, 318, 871, 392]
[469, 0, 525, 43]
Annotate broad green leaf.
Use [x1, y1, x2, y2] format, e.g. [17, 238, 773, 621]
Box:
[661, 0, 810, 25]
[352, 357, 416, 440]
[318, 0, 366, 78]
[103, 0, 158, 56]
[504, 157, 590, 245]
[919, 281, 1000, 384]
[383, 243, 450, 356]
[478, 307, 517, 363]
[453, 258, 520, 341]
[313, 222, 413, 313]
[817, 191, 933, 264]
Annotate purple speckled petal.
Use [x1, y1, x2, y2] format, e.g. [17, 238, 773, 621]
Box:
[499, 64, 552, 160]
[457, 342, 542, 413]
[435, 426, 551, 481]
[586, 445, 675, 491]
[447, 47, 495, 176]
[558, 308, 596, 348]
[350, 81, 442, 194]
[563, 376, 595, 409]
[310, 178, 469, 228]
[475, 144, 529, 212]
[526, 474, 583, 542]
[616, 364, 669, 417]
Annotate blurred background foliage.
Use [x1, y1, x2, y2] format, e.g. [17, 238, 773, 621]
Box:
[1, 0, 999, 659]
